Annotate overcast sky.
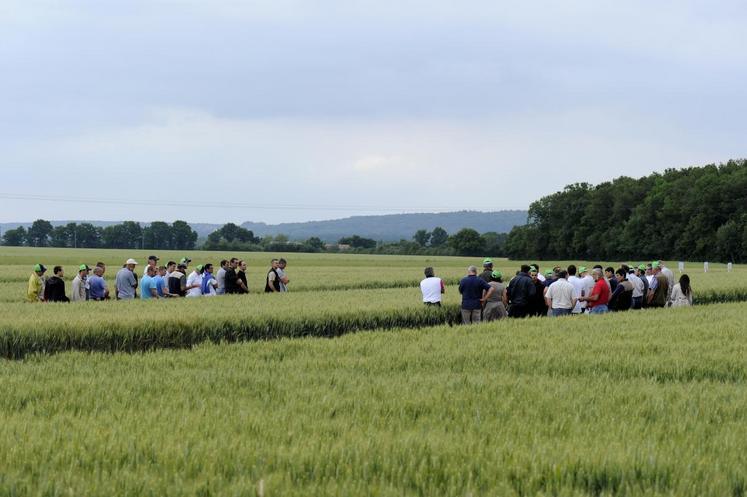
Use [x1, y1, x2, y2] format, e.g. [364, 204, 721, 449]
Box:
[2, 1, 745, 224]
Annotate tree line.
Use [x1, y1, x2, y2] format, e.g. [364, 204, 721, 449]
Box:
[2, 220, 198, 250]
[504, 159, 747, 262]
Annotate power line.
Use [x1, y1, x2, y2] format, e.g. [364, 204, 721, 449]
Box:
[0, 192, 514, 213]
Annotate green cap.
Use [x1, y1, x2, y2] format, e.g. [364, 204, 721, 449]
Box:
[196, 264, 204, 272]
[638, 264, 647, 270]
[491, 270, 502, 279]
[529, 265, 537, 272]
[34, 263, 46, 273]
[180, 257, 191, 264]
[545, 270, 554, 276]
[578, 266, 587, 273]
[483, 258, 493, 265]
[79, 264, 89, 272]
[651, 261, 660, 268]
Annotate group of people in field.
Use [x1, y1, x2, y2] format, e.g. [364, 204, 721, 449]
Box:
[26, 256, 290, 302]
[421, 258, 694, 324]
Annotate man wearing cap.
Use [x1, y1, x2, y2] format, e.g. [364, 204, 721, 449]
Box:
[459, 265, 493, 324]
[479, 259, 493, 283]
[140, 265, 159, 300]
[27, 264, 47, 303]
[144, 255, 159, 276]
[483, 270, 508, 320]
[545, 270, 576, 317]
[116, 259, 139, 299]
[71, 264, 89, 302]
[44, 266, 70, 303]
[635, 264, 649, 307]
[180, 257, 192, 270]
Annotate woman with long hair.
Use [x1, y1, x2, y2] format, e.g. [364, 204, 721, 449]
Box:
[670, 274, 693, 307]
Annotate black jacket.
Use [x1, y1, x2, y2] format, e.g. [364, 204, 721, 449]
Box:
[507, 272, 536, 306]
[44, 276, 69, 302]
[225, 268, 239, 294]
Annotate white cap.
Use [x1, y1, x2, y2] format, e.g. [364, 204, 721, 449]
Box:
[126, 258, 138, 265]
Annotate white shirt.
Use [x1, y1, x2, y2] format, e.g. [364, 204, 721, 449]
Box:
[568, 276, 586, 312]
[215, 268, 226, 293]
[626, 272, 644, 298]
[420, 277, 443, 303]
[186, 271, 203, 297]
[545, 278, 576, 309]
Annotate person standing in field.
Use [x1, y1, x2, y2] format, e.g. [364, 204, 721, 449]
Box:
[164, 261, 176, 281]
[658, 260, 675, 302]
[27, 264, 47, 303]
[88, 266, 109, 300]
[605, 267, 618, 293]
[635, 264, 649, 307]
[482, 271, 508, 320]
[265, 259, 281, 293]
[140, 265, 159, 300]
[44, 266, 69, 303]
[215, 260, 229, 295]
[567, 265, 585, 314]
[200, 263, 219, 297]
[506, 264, 535, 318]
[168, 263, 188, 297]
[479, 259, 494, 283]
[71, 264, 89, 302]
[544, 270, 576, 317]
[579, 266, 595, 312]
[528, 267, 548, 317]
[648, 262, 669, 308]
[143, 255, 159, 276]
[626, 267, 645, 309]
[236, 260, 249, 294]
[670, 274, 693, 307]
[186, 265, 204, 298]
[420, 266, 445, 306]
[608, 268, 633, 311]
[458, 265, 493, 324]
[579, 268, 611, 314]
[153, 266, 171, 298]
[225, 258, 239, 294]
[115, 259, 139, 300]
[277, 258, 290, 292]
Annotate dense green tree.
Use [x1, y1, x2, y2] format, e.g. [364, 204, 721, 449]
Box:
[429, 227, 448, 247]
[172, 220, 198, 250]
[448, 228, 485, 256]
[413, 229, 430, 247]
[2, 226, 27, 246]
[338, 235, 377, 249]
[505, 160, 747, 262]
[27, 219, 53, 247]
[76, 223, 102, 248]
[143, 221, 173, 250]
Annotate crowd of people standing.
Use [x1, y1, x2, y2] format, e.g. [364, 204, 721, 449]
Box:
[421, 259, 694, 325]
[26, 256, 290, 302]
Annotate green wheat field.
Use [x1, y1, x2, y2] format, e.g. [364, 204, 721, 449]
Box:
[1, 247, 746, 496]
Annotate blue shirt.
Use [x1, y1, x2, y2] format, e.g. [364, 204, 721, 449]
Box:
[458, 275, 491, 310]
[153, 275, 165, 297]
[140, 275, 157, 300]
[89, 275, 107, 300]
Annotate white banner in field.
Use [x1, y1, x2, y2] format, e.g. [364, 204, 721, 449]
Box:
[678, 261, 684, 272]
[728, 262, 733, 273]
[704, 262, 709, 273]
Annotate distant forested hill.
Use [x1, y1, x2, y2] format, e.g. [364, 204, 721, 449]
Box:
[242, 211, 528, 242]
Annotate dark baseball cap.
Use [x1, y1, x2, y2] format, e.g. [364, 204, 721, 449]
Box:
[148, 255, 159, 261]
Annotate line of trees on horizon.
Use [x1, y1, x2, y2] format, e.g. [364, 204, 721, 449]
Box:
[2, 220, 509, 257]
[504, 159, 747, 263]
